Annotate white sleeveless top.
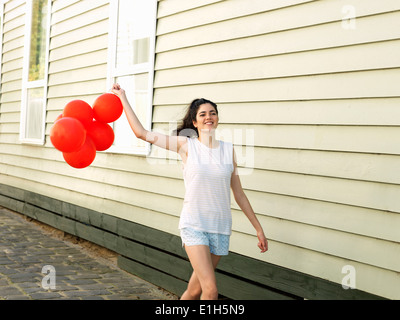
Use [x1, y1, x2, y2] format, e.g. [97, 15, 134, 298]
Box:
[179, 137, 234, 235]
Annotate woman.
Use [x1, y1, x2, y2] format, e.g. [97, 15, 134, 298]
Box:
[111, 84, 268, 300]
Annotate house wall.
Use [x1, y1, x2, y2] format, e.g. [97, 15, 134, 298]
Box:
[0, 0, 399, 299]
[153, 0, 400, 299]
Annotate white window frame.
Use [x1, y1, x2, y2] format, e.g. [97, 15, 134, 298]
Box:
[106, 0, 157, 155]
[19, 0, 51, 145]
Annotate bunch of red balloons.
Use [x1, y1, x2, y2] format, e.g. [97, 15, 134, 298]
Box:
[50, 93, 123, 169]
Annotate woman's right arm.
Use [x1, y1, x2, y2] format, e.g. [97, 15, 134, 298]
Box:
[111, 84, 187, 154]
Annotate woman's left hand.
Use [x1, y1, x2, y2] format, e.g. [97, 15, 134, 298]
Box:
[257, 231, 268, 253]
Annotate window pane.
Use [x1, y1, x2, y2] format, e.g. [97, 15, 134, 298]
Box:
[29, 0, 48, 81]
[116, 0, 154, 69]
[25, 87, 44, 140]
[113, 74, 149, 149]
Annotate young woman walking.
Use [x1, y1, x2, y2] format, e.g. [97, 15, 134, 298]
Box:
[111, 84, 268, 300]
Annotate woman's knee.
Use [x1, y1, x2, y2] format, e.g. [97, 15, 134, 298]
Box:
[202, 282, 218, 300]
[188, 286, 202, 299]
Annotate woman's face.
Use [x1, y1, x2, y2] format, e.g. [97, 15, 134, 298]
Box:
[193, 103, 219, 133]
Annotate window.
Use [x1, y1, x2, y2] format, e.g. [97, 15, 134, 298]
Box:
[107, 0, 157, 155]
[20, 0, 51, 144]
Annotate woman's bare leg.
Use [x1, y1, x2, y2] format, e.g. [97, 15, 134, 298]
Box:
[180, 245, 221, 300]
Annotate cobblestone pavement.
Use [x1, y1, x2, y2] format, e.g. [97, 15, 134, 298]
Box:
[0, 206, 178, 300]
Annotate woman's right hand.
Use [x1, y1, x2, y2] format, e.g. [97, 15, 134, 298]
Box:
[111, 83, 126, 99]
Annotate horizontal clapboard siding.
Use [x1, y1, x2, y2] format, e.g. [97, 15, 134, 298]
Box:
[0, 0, 25, 148]
[0, 0, 399, 300]
[153, 0, 400, 300]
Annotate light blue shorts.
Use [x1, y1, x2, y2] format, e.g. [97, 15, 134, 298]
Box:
[180, 228, 230, 256]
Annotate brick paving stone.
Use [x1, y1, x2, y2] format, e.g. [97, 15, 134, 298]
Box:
[0, 206, 178, 300]
[30, 292, 64, 300]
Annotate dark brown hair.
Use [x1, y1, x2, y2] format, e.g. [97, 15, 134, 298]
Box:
[173, 98, 218, 137]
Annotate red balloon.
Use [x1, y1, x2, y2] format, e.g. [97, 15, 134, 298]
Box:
[63, 100, 94, 128]
[93, 93, 123, 123]
[55, 113, 63, 122]
[63, 136, 96, 169]
[50, 117, 86, 153]
[86, 121, 115, 151]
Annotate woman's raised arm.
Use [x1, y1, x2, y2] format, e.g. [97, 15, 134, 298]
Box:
[111, 84, 187, 154]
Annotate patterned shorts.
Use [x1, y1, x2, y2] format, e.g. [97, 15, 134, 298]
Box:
[180, 228, 230, 256]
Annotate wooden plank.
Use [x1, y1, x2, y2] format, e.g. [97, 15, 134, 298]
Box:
[47, 79, 106, 99]
[157, 0, 314, 35]
[117, 255, 188, 296]
[0, 182, 26, 201]
[153, 97, 400, 126]
[3, 7, 25, 33]
[156, 11, 400, 67]
[49, 50, 107, 74]
[230, 232, 399, 299]
[1, 79, 21, 94]
[157, 0, 225, 18]
[0, 194, 25, 213]
[116, 236, 192, 281]
[154, 40, 400, 86]
[2, 24, 24, 43]
[155, 121, 400, 155]
[0, 114, 19, 126]
[0, 90, 21, 104]
[237, 167, 400, 213]
[216, 272, 296, 300]
[47, 95, 100, 111]
[0, 134, 19, 144]
[219, 251, 385, 300]
[2, 35, 24, 54]
[3, 0, 25, 19]
[51, 0, 80, 13]
[1, 55, 23, 74]
[49, 35, 108, 62]
[153, 69, 400, 104]
[50, 19, 108, 50]
[0, 103, 20, 115]
[48, 64, 107, 86]
[25, 191, 63, 215]
[61, 201, 119, 234]
[22, 203, 60, 231]
[2, 69, 23, 84]
[74, 222, 118, 252]
[234, 211, 400, 272]
[248, 147, 400, 185]
[51, 0, 108, 26]
[233, 191, 400, 243]
[157, 1, 400, 52]
[50, 4, 109, 37]
[0, 123, 19, 134]
[117, 254, 295, 300]
[117, 217, 185, 257]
